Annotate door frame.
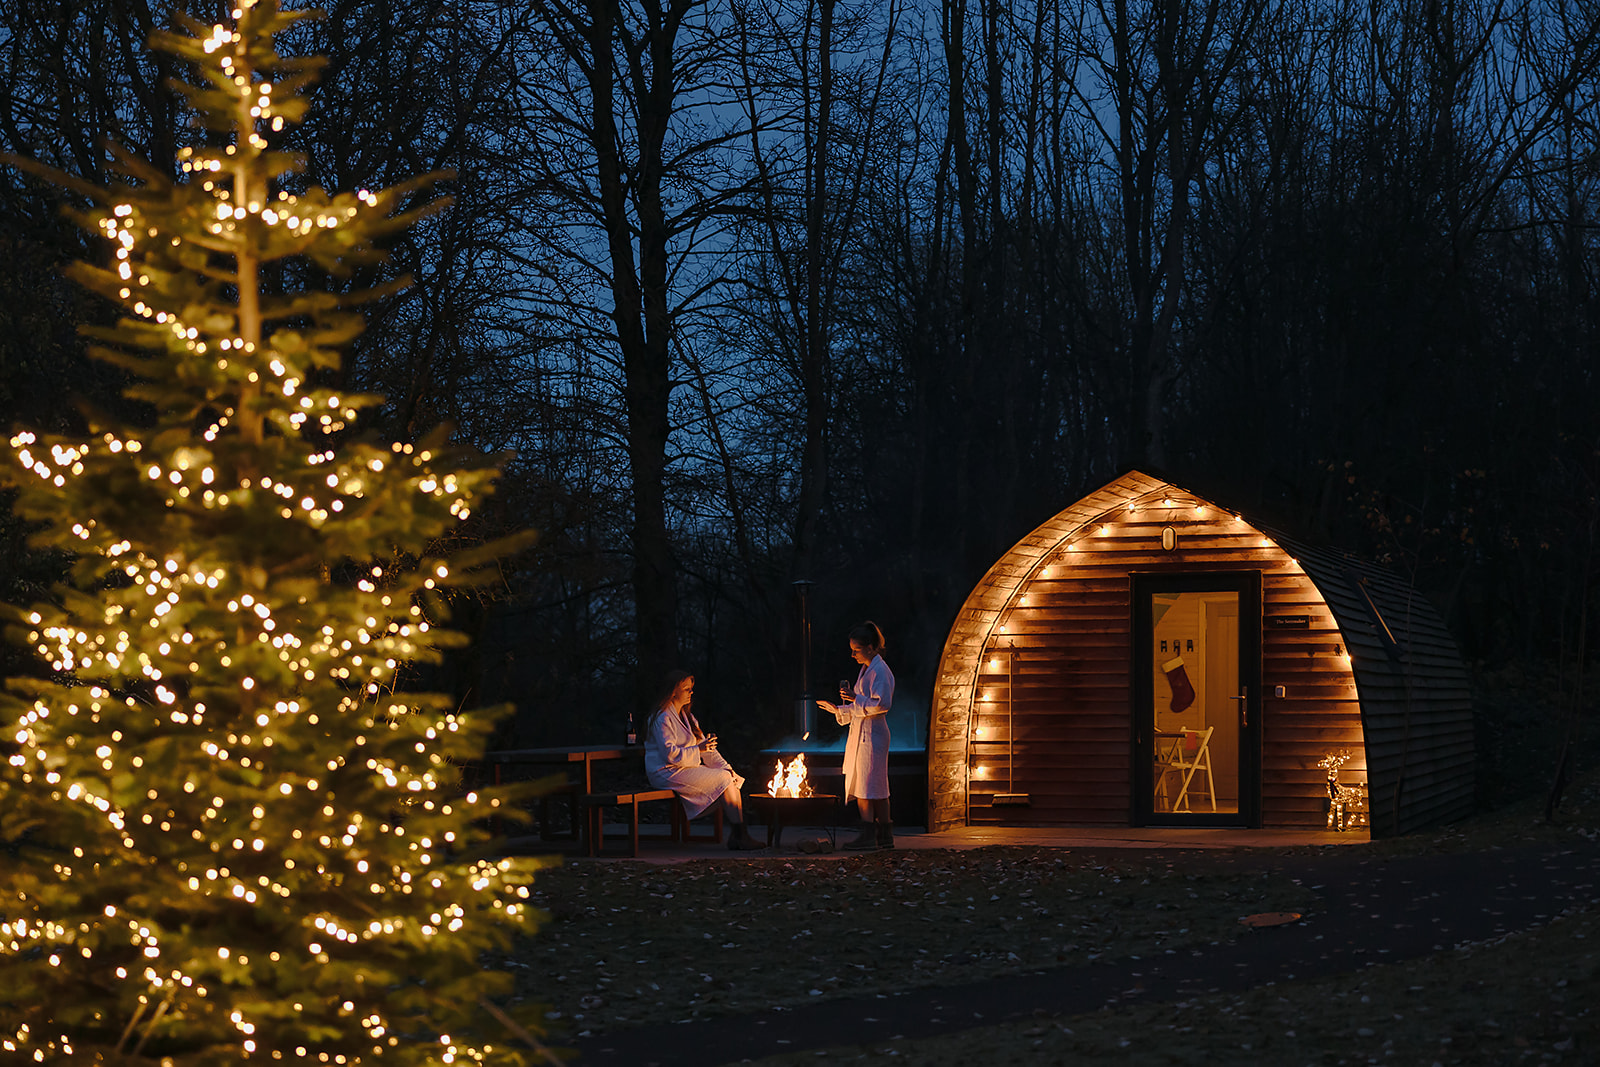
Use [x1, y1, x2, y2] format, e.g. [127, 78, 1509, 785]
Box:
[1130, 570, 1262, 827]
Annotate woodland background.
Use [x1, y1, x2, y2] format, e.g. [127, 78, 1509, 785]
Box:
[3, 0, 1598, 781]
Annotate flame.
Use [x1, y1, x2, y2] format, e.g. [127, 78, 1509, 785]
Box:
[766, 753, 812, 798]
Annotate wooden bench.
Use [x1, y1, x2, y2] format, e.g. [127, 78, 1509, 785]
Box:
[582, 789, 725, 857]
[670, 798, 724, 846]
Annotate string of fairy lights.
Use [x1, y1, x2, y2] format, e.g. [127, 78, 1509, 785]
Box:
[959, 485, 1356, 797]
[3, 1, 540, 1063]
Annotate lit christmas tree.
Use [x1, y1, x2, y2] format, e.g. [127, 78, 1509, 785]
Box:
[0, 1, 550, 1062]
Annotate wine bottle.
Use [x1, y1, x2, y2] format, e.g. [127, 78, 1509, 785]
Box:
[625, 710, 638, 747]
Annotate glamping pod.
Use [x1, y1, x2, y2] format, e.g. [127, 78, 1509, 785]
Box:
[927, 470, 1474, 838]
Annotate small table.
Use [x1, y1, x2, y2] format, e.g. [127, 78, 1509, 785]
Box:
[746, 794, 843, 850]
[484, 745, 641, 839]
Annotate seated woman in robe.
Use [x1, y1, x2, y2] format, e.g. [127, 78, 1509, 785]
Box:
[644, 669, 763, 850]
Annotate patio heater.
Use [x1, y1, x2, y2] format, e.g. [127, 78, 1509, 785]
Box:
[793, 578, 815, 739]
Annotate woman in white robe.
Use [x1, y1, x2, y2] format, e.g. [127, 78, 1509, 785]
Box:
[817, 622, 895, 850]
[643, 670, 764, 850]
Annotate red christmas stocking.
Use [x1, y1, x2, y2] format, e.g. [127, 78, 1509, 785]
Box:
[1163, 656, 1196, 714]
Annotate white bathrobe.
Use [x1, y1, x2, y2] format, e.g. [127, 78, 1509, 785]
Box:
[644, 705, 744, 819]
[838, 654, 893, 800]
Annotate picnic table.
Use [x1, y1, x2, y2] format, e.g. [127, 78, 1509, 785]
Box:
[483, 744, 639, 791]
[482, 745, 641, 841]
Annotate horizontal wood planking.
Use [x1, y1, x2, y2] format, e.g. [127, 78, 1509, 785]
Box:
[1274, 534, 1474, 835]
[929, 472, 1168, 830]
[947, 480, 1369, 830]
[930, 471, 1474, 836]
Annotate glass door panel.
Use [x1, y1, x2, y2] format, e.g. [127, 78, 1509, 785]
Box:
[1150, 591, 1239, 815]
[1133, 571, 1259, 827]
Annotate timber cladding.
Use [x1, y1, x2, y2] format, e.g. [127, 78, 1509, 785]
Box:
[927, 470, 1475, 838]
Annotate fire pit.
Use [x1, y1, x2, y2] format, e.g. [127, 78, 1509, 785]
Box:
[747, 753, 843, 850]
[746, 793, 842, 850]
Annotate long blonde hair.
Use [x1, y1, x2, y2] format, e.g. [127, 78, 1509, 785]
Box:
[647, 669, 693, 731]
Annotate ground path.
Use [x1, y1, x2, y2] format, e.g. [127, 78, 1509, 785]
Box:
[567, 840, 1600, 1065]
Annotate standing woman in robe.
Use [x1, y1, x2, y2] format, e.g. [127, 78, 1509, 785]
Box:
[817, 622, 895, 850]
[643, 670, 765, 850]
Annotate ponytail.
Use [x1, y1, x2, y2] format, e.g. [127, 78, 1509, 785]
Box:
[848, 621, 885, 653]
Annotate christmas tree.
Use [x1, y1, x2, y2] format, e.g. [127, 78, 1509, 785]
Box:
[0, 1, 551, 1062]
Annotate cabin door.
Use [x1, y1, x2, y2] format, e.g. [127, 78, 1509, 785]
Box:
[1131, 572, 1261, 827]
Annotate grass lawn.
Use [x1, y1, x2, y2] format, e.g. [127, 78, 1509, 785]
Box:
[507, 847, 1317, 1031]
[746, 895, 1600, 1065]
[752, 768, 1600, 1064]
[500, 712, 1600, 1063]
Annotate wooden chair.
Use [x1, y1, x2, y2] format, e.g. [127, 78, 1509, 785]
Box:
[1155, 726, 1216, 812]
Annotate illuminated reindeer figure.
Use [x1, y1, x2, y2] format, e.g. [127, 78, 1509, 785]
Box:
[1320, 750, 1355, 831]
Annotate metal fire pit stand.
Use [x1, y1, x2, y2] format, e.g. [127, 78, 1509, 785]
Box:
[746, 794, 842, 851]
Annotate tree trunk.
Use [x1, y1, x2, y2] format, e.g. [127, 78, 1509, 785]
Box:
[587, 0, 683, 691]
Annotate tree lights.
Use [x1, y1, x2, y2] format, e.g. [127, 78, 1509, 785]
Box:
[0, 1, 547, 1062]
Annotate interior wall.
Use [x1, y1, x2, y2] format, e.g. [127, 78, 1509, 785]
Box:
[1204, 597, 1240, 802]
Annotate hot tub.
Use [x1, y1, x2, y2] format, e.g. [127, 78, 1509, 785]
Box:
[760, 703, 927, 828]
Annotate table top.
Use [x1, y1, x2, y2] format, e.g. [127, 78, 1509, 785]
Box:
[482, 745, 641, 764]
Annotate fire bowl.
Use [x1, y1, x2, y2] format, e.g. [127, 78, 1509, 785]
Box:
[745, 793, 843, 850]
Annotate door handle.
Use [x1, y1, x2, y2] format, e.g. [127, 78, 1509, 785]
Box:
[1231, 687, 1249, 727]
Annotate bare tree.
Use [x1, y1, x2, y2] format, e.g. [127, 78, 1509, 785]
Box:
[509, 0, 752, 695]
[1068, 0, 1264, 467]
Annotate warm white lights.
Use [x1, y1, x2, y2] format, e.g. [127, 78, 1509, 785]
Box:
[1, 1, 539, 1063]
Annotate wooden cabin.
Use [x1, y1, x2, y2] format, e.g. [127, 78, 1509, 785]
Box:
[927, 470, 1474, 837]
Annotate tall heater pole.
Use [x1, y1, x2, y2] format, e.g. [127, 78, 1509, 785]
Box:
[793, 579, 815, 739]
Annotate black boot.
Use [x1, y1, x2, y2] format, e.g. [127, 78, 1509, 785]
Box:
[845, 823, 879, 850]
[877, 820, 894, 850]
[727, 823, 765, 851]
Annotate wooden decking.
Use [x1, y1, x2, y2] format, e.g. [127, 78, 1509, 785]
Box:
[499, 823, 1369, 864]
